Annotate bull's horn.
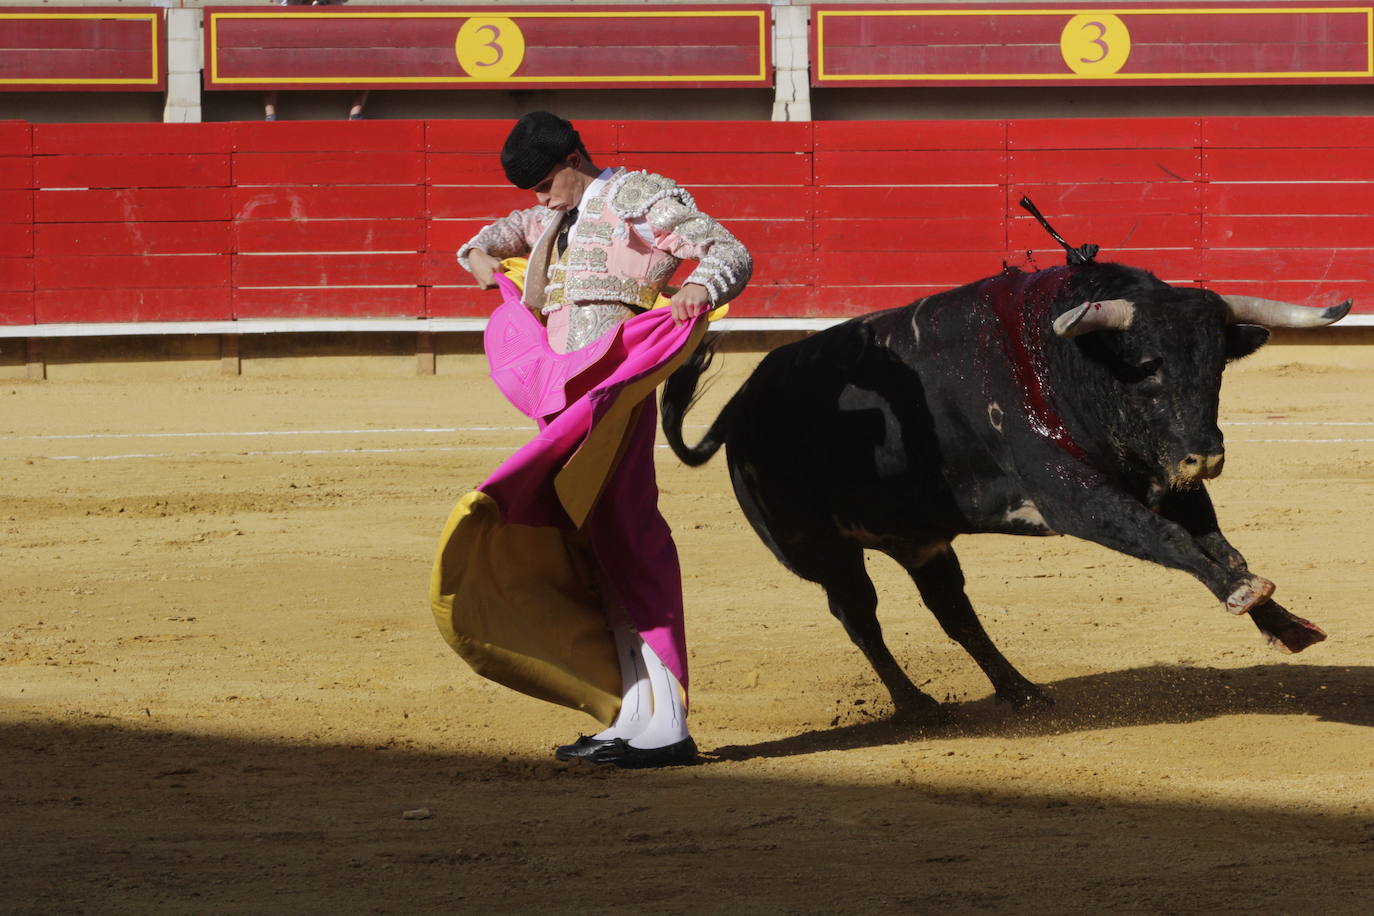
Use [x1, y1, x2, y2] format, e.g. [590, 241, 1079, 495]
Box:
[1221, 295, 1352, 328]
[1053, 298, 1136, 338]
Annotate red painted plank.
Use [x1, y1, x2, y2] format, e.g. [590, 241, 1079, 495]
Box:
[0, 49, 154, 80]
[1008, 213, 1200, 251]
[0, 290, 34, 325]
[0, 17, 156, 50]
[617, 122, 813, 153]
[231, 186, 425, 220]
[425, 186, 532, 220]
[1127, 12, 1367, 45]
[427, 219, 492, 253]
[801, 286, 934, 316]
[816, 218, 1004, 252]
[714, 285, 818, 318]
[427, 153, 510, 187]
[724, 219, 810, 253]
[1205, 148, 1374, 182]
[233, 151, 426, 187]
[1202, 182, 1374, 216]
[233, 287, 424, 319]
[600, 152, 811, 187]
[1203, 215, 1374, 248]
[36, 154, 230, 190]
[0, 257, 33, 291]
[0, 188, 32, 223]
[421, 251, 465, 288]
[0, 121, 31, 156]
[34, 288, 233, 323]
[36, 187, 233, 223]
[234, 252, 422, 287]
[35, 254, 230, 289]
[425, 285, 495, 318]
[814, 150, 1005, 186]
[1202, 248, 1374, 281]
[238, 219, 426, 254]
[230, 120, 425, 153]
[1008, 149, 1201, 183]
[815, 186, 1004, 219]
[1203, 116, 1374, 149]
[817, 251, 1009, 287]
[35, 222, 230, 257]
[217, 14, 759, 53]
[0, 156, 32, 189]
[1008, 119, 1201, 151]
[0, 222, 32, 257]
[217, 44, 763, 86]
[688, 187, 814, 221]
[815, 120, 1004, 151]
[1010, 182, 1200, 216]
[34, 123, 233, 156]
[427, 119, 617, 156]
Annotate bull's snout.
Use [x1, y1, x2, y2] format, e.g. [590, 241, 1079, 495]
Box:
[1178, 451, 1226, 481]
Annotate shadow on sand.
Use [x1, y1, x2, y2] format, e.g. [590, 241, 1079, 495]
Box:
[4, 661, 1372, 914]
[709, 661, 1374, 761]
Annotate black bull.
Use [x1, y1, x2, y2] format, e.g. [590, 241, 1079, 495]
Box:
[661, 261, 1350, 714]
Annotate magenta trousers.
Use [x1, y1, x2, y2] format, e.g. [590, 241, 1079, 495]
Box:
[582, 398, 689, 694]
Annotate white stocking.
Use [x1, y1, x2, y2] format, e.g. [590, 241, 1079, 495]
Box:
[592, 626, 652, 741]
[628, 638, 690, 750]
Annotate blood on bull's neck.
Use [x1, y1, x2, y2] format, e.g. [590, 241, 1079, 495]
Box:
[979, 266, 1088, 461]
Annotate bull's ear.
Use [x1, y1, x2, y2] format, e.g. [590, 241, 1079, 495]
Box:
[1224, 323, 1270, 361]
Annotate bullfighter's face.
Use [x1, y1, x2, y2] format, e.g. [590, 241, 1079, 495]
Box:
[531, 152, 587, 212]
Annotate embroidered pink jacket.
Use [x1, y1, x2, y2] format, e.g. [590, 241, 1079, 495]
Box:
[458, 168, 752, 343]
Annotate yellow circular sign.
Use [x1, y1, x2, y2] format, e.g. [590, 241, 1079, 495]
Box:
[455, 17, 526, 80]
[1060, 14, 1131, 76]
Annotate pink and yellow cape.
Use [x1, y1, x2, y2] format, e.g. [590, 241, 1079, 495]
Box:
[429, 262, 722, 724]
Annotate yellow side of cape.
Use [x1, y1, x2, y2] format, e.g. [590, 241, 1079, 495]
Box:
[429, 258, 713, 724]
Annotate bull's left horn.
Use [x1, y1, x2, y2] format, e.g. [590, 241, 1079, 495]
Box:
[1053, 299, 1136, 338]
[1222, 295, 1352, 328]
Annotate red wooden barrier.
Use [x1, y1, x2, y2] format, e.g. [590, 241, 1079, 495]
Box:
[0, 122, 33, 324]
[5, 116, 1371, 328]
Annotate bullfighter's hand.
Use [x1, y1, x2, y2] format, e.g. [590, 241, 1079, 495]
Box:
[468, 249, 503, 290]
[670, 283, 713, 325]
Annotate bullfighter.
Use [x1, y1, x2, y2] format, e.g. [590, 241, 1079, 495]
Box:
[431, 111, 752, 768]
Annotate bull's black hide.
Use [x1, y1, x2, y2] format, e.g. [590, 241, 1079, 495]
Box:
[662, 260, 1348, 714]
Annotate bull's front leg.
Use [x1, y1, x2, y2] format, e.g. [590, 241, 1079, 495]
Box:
[1156, 487, 1326, 653]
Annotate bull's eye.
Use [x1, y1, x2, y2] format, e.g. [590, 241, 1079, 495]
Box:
[1114, 356, 1163, 388]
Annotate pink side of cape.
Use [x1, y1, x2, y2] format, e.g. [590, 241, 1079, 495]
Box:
[478, 277, 697, 688]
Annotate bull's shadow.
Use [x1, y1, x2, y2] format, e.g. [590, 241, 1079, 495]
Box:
[707, 661, 1374, 762]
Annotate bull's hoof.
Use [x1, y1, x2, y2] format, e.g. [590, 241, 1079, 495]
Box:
[1264, 617, 1328, 654]
[889, 689, 943, 719]
[1225, 576, 1276, 615]
[996, 683, 1054, 712]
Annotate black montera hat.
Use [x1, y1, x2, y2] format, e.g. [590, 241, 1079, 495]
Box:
[501, 111, 582, 189]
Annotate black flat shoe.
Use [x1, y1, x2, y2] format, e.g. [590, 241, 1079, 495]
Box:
[588, 736, 699, 769]
[554, 735, 621, 761]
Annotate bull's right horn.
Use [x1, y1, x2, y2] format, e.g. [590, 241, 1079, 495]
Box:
[1053, 299, 1136, 338]
[1221, 295, 1352, 328]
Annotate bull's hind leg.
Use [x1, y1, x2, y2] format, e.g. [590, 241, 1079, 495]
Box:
[890, 543, 1052, 710]
[794, 543, 941, 716]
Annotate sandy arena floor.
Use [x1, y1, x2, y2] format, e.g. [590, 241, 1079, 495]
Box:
[3, 336, 1373, 914]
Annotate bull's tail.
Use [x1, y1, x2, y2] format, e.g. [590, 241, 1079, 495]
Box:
[660, 335, 735, 467]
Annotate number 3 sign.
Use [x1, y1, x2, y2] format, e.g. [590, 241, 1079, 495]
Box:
[455, 17, 526, 80]
[1060, 13, 1131, 76]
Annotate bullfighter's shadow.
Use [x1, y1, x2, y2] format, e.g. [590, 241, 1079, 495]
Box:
[707, 662, 1374, 762]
